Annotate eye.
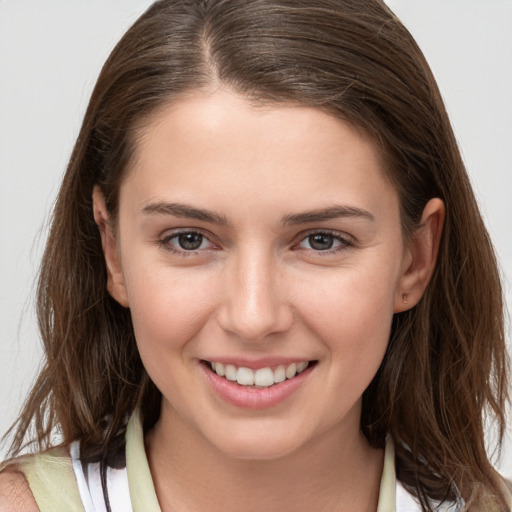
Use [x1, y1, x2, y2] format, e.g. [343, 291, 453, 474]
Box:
[160, 231, 214, 253]
[298, 232, 351, 252]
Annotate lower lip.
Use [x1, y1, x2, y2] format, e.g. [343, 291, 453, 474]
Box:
[201, 363, 314, 409]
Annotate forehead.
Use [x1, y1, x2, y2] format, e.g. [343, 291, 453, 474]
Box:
[122, 88, 398, 222]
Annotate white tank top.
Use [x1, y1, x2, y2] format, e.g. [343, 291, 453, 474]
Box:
[70, 440, 133, 512]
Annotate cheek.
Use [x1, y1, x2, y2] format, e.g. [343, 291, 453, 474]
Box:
[124, 266, 221, 403]
[294, 260, 399, 370]
[123, 262, 218, 355]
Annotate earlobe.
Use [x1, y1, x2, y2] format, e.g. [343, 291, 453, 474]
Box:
[92, 186, 129, 308]
[394, 198, 445, 313]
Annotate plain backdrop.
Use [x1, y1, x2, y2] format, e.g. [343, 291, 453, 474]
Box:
[1, 1, 511, 476]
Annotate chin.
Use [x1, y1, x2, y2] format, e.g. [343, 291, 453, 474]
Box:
[209, 426, 306, 462]
[219, 441, 301, 462]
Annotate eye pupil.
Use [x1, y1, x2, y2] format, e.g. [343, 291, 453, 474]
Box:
[178, 233, 203, 250]
[309, 233, 334, 250]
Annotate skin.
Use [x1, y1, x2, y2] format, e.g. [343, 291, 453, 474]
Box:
[93, 88, 444, 512]
[0, 471, 38, 512]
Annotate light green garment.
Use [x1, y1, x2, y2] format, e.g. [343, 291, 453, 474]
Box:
[377, 435, 397, 512]
[18, 446, 85, 512]
[19, 412, 397, 512]
[126, 414, 396, 511]
[18, 413, 511, 511]
[125, 411, 162, 511]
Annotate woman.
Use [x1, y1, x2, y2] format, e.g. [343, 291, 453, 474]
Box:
[1, 0, 510, 510]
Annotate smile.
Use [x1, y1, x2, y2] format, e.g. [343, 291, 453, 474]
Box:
[205, 361, 312, 388]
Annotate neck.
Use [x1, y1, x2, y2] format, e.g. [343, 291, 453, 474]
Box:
[145, 406, 384, 512]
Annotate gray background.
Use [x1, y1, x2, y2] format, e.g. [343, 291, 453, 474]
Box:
[1, 1, 511, 475]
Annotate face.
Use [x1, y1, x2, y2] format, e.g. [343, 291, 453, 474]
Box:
[96, 89, 432, 461]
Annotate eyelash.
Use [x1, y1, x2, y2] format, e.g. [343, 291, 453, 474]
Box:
[158, 229, 216, 256]
[157, 229, 353, 256]
[295, 230, 353, 255]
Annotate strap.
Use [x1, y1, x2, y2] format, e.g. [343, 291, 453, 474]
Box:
[125, 411, 162, 512]
[18, 447, 85, 512]
[377, 436, 397, 511]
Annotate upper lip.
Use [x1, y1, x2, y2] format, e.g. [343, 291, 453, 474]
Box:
[201, 357, 315, 370]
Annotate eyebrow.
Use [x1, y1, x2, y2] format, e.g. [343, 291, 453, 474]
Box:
[282, 205, 375, 225]
[141, 202, 374, 226]
[142, 202, 230, 226]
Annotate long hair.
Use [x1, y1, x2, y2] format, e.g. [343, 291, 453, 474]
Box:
[4, 0, 509, 509]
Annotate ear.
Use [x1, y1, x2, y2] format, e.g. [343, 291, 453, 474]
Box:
[394, 198, 445, 313]
[92, 186, 129, 308]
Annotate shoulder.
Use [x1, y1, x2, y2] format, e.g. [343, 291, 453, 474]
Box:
[0, 446, 81, 512]
[0, 470, 39, 512]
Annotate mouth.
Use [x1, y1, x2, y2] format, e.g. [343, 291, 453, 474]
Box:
[201, 360, 317, 388]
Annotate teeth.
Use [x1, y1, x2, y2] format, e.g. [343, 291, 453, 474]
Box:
[215, 362, 225, 377]
[210, 361, 310, 388]
[297, 361, 308, 373]
[274, 365, 286, 383]
[254, 367, 274, 387]
[225, 364, 237, 381]
[236, 367, 254, 386]
[285, 363, 297, 379]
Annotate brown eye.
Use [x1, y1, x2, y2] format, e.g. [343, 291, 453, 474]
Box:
[177, 232, 204, 250]
[160, 231, 213, 253]
[307, 233, 334, 251]
[297, 232, 351, 253]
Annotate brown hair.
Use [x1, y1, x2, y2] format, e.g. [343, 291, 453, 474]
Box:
[4, 0, 509, 509]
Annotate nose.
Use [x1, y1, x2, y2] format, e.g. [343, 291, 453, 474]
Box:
[216, 248, 293, 342]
